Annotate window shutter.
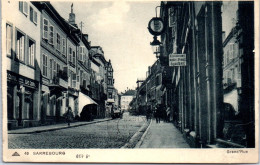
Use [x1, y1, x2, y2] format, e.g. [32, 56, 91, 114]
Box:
[31, 43, 35, 66]
[79, 47, 83, 61]
[20, 36, 24, 61]
[49, 26, 54, 45]
[30, 7, 33, 22]
[50, 59, 53, 79]
[23, 2, 28, 15]
[6, 25, 12, 56]
[43, 19, 48, 39]
[62, 38, 66, 55]
[33, 10, 37, 24]
[19, 2, 23, 12]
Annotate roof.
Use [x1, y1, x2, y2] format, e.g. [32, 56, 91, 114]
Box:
[122, 90, 136, 96]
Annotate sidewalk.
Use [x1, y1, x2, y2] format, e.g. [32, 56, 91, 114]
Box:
[136, 119, 190, 148]
[8, 118, 112, 134]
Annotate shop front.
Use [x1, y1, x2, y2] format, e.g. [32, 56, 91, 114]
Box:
[7, 71, 40, 129]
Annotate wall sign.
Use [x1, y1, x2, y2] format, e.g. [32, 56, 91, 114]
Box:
[148, 17, 165, 36]
[7, 71, 37, 88]
[169, 54, 186, 66]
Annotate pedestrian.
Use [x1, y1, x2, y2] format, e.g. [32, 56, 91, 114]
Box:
[155, 106, 160, 123]
[66, 107, 73, 127]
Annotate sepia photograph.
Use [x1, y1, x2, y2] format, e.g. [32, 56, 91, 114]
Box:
[2, 0, 259, 163]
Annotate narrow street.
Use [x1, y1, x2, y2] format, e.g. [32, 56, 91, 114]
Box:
[8, 113, 146, 149]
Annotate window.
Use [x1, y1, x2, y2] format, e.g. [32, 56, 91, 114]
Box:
[56, 33, 61, 51]
[72, 72, 76, 88]
[16, 31, 25, 62]
[43, 54, 48, 77]
[69, 47, 72, 62]
[229, 43, 235, 60]
[49, 59, 53, 79]
[62, 38, 66, 55]
[57, 63, 60, 75]
[43, 18, 48, 39]
[6, 24, 12, 56]
[29, 6, 37, 24]
[28, 39, 35, 66]
[49, 25, 54, 45]
[53, 60, 57, 77]
[79, 46, 84, 61]
[226, 50, 230, 64]
[19, 2, 28, 16]
[80, 70, 83, 85]
[72, 51, 76, 65]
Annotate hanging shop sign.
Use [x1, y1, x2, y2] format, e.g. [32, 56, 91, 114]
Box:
[168, 7, 176, 27]
[148, 17, 165, 36]
[169, 54, 186, 66]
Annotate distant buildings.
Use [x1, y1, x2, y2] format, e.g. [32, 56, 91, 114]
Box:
[120, 90, 136, 112]
[4, 1, 117, 129]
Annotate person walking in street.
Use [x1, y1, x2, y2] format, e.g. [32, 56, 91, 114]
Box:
[65, 107, 73, 127]
[146, 107, 151, 121]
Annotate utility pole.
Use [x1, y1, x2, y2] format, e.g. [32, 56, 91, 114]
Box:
[79, 21, 84, 40]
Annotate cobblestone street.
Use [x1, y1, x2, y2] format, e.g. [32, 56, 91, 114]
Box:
[8, 113, 146, 149]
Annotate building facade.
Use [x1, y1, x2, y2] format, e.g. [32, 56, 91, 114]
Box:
[4, 1, 118, 129]
[156, 1, 254, 148]
[90, 46, 108, 118]
[121, 90, 136, 112]
[4, 1, 42, 129]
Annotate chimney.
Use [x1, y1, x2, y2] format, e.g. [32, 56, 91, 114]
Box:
[69, 3, 75, 25]
[83, 34, 88, 41]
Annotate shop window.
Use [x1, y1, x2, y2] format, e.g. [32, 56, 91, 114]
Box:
[43, 18, 48, 40]
[29, 6, 37, 24]
[49, 25, 54, 45]
[16, 30, 25, 62]
[7, 86, 14, 120]
[43, 54, 48, 77]
[19, 1, 28, 16]
[56, 33, 61, 51]
[6, 24, 12, 57]
[24, 90, 33, 120]
[28, 39, 35, 66]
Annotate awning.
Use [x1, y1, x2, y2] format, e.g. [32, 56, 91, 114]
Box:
[78, 92, 97, 114]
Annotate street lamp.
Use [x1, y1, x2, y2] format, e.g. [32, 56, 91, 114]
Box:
[148, 6, 164, 59]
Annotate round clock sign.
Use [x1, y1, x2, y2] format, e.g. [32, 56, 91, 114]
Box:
[148, 17, 165, 36]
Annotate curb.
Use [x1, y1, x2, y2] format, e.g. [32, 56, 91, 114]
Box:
[134, 119, 153, 148]
[8, 119, 113, 134]
[121, 119, 151, 149]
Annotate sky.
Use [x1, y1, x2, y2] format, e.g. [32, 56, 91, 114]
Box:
[51, 1, 160, 93]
